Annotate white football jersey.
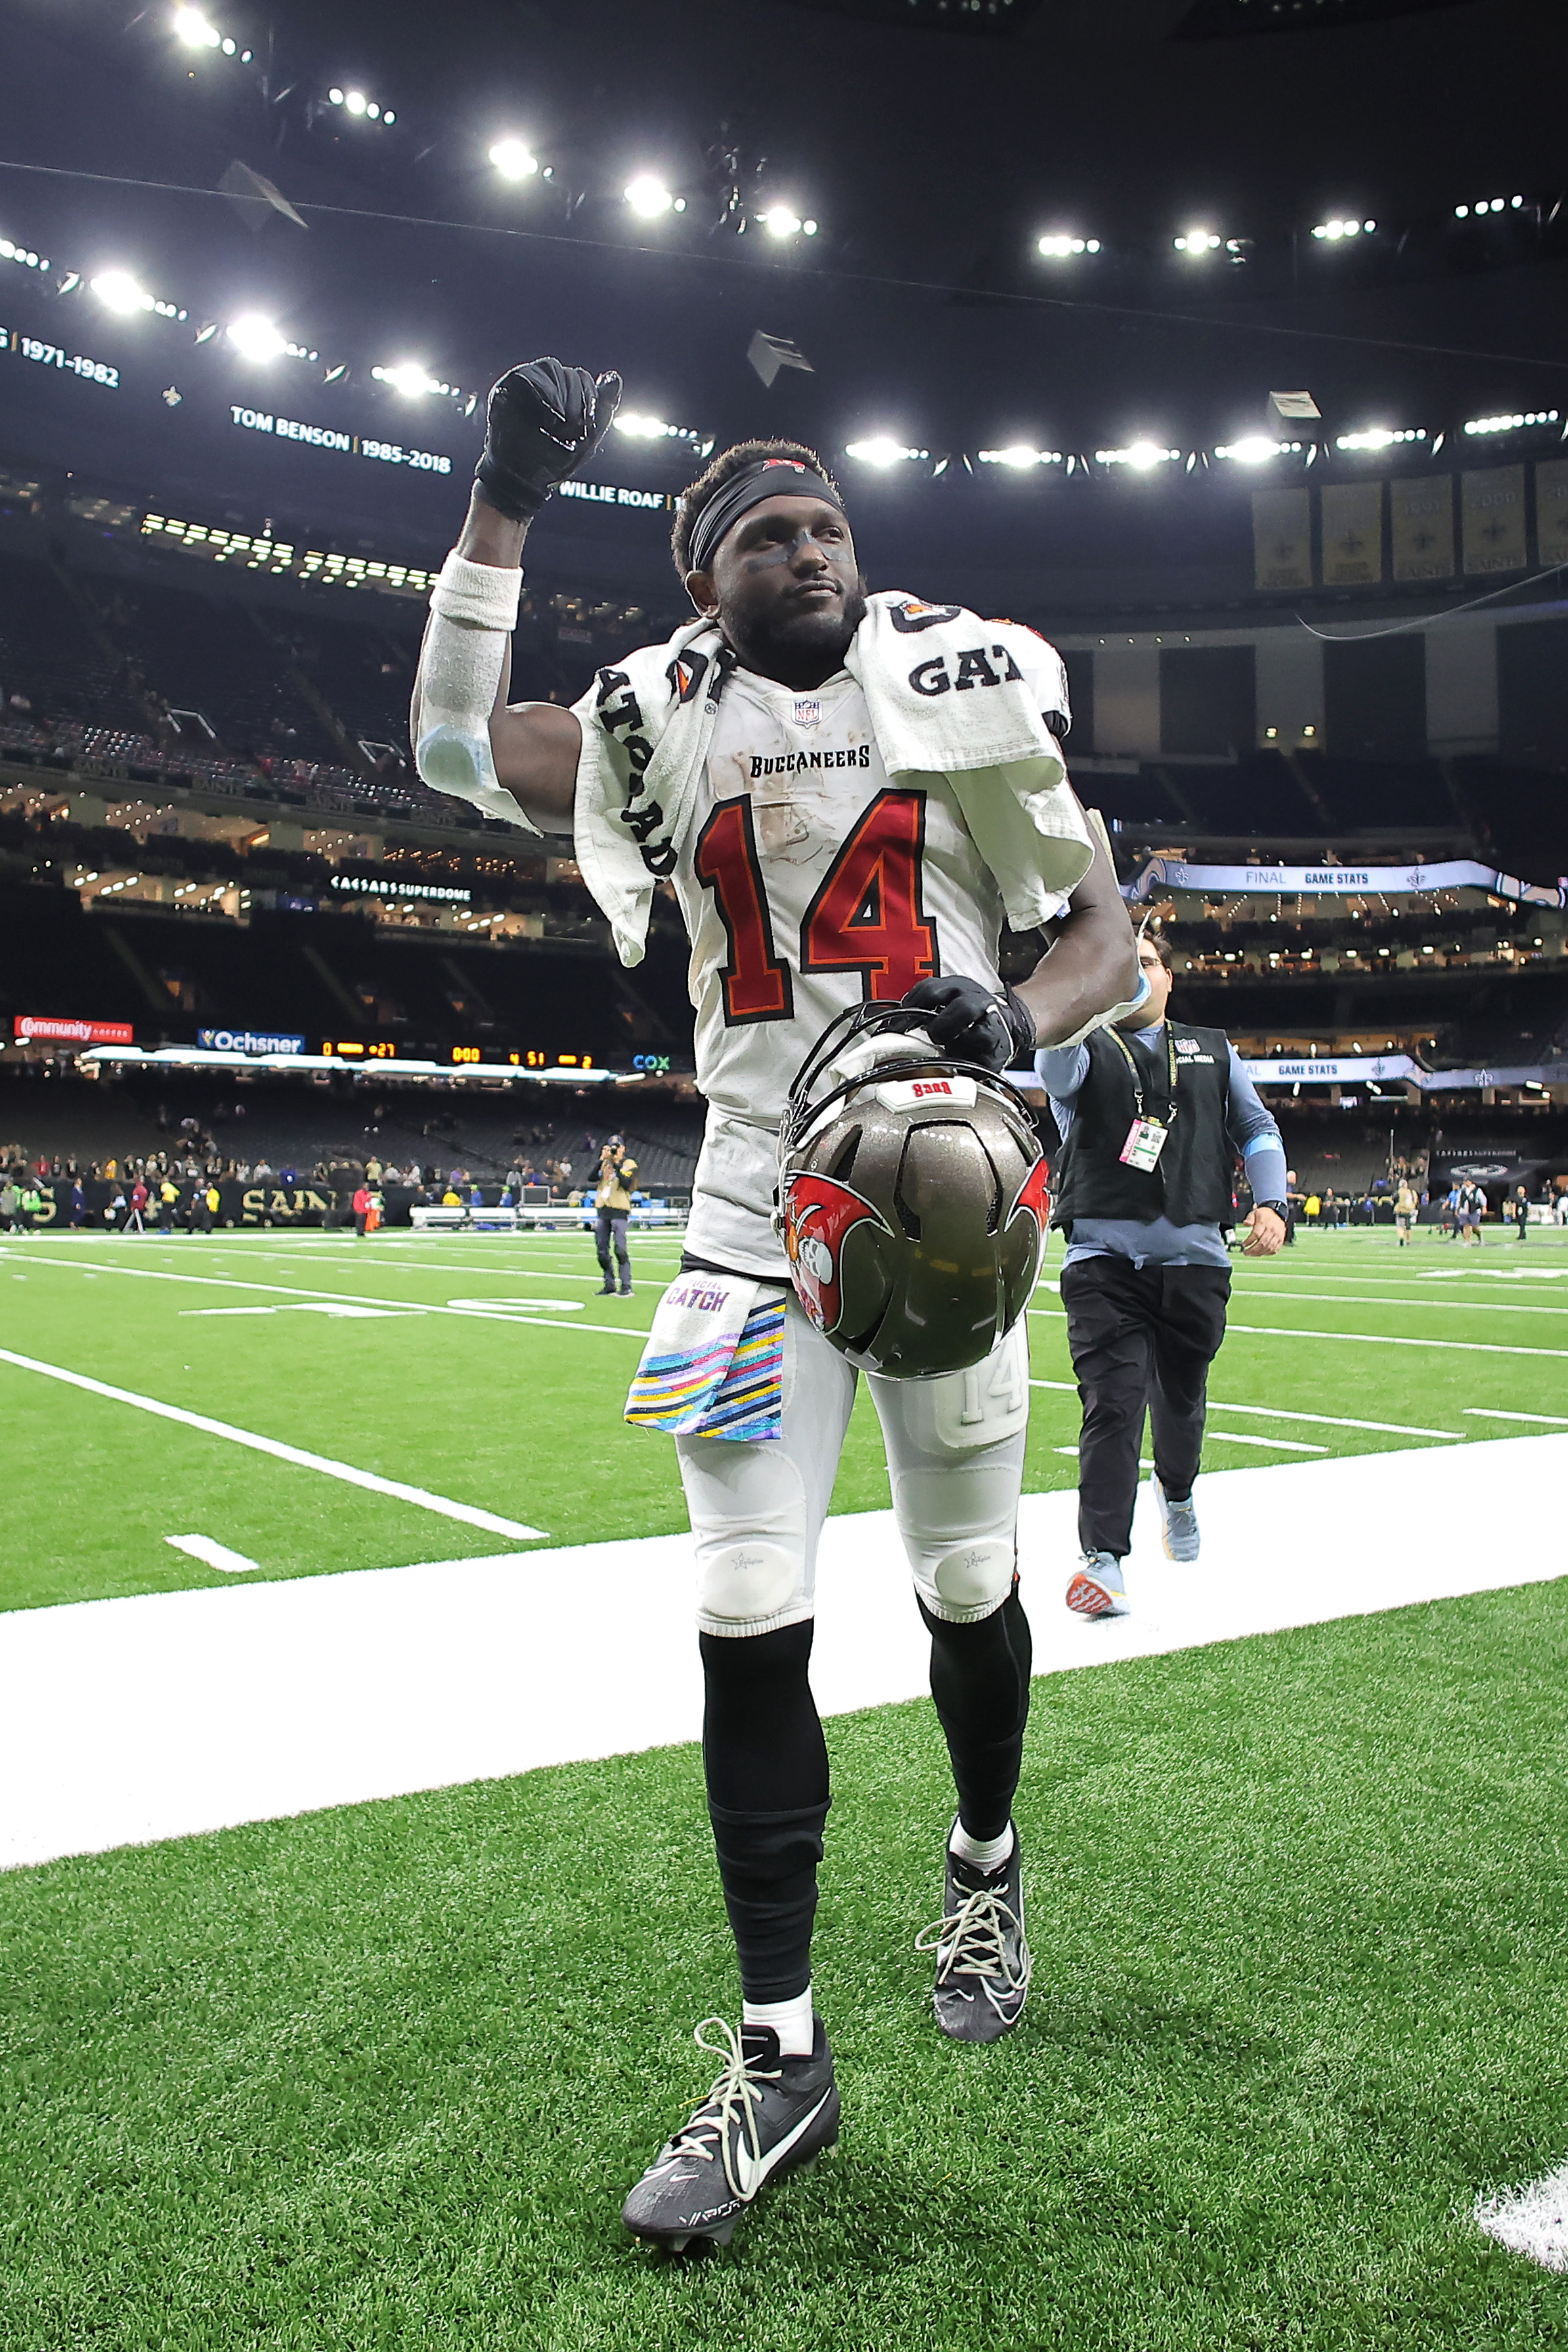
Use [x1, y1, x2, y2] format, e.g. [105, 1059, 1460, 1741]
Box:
[665, 666, 1054, 1277]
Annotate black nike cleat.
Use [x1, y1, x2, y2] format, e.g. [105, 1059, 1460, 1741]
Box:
[622, 2015, 838, 2253]
[916, 1822, 1032, 2044]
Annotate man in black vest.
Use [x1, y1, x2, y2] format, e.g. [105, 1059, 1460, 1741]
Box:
[1035, 931, 1288, 1618]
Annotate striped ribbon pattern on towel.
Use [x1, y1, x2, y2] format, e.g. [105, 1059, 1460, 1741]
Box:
[624, 1297, 785, 1440]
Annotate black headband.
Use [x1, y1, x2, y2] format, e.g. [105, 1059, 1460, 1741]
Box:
[686, 459, 846, 578]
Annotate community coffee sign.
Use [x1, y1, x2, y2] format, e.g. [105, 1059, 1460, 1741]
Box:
[14, 1015, 133, 1044]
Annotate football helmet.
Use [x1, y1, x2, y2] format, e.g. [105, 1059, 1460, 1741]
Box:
[775, 1002, 1049, 1379]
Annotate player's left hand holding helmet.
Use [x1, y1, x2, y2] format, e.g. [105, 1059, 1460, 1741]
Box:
[900, 975, 1035, 1073]
[475, 357, 623, 519]
[777, 1001, 1051, 1380]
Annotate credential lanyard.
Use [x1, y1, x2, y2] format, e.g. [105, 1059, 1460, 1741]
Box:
[1106, 1022, 1179, 1128]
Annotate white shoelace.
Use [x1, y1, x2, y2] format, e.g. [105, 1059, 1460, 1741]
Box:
[915, 1884, 1034, 2012]
[658, 2016, 777, 2202]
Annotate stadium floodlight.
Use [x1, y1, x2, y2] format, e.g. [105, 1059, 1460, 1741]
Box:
[1173, 230, 1221, 254]
[373, 361, 448, 397]
[328, 86, 344, 103]
[0, 240, 50, 271]
[1097, 440, 1179, 468]
[345, 90, 368, 114]
[489, 138, 538, 180]
[978, 445, 1064, 468]
[844, 437, 928, 466]
[1311, 217, 1374, 240]
[759, 205, 803, 238]
[625, 175, 673, 217]
[226, 314, 287, 362]
[1335, 426, 1426, 450]
[1037, 233, 1100, 257]
[91, 270, 154, 314]
[615, 412, 670, 437]
[1215, 437, 1301, 462]
[1464, 409, 1558, 435]
[173, 7, 221, 47]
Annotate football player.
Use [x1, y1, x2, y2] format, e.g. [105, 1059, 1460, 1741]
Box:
[411, 361, 1139, 2252]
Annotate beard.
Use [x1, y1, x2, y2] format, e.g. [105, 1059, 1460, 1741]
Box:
[722, 578, 869, 690]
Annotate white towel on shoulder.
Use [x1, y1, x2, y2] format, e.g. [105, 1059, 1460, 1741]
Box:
[571, 592, 1095, 967]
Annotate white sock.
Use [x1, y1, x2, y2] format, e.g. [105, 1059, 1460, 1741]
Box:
[949, 1820, 1015, 1875]
[742, 1987, 816, 2058]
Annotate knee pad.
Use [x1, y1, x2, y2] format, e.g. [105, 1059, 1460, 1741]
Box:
[695, 1540, 801, 1631]
[931, 1536, 1015, 1613]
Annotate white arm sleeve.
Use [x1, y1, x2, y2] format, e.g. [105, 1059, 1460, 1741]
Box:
[412, 551, 540, 833]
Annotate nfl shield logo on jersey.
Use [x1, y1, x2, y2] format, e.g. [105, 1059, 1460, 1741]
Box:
[793, 696, 821, 729]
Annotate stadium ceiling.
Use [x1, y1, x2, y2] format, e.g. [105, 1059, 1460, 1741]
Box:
[0, 0, 1563, 584]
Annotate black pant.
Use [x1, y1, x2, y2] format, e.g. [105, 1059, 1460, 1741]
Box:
[1060, 1255, 1231, 1559]
[594, 1210, 630, 1289]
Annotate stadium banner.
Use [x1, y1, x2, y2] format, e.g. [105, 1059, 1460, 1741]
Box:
[1535, 458, 1568, 567]
[1252, 489, 1313, 591]
[14, 1182, 425, 1229]
[1460, 464, 1527, 575]
[195, 1029, 307, 1055]
[1126, 856, 1567, 907]
[1320, 481, 1383, 587]
[1240, 1054, 1418, 1084]
[1389, 473, 1455, 582]
[13, 1015, 133, 1044]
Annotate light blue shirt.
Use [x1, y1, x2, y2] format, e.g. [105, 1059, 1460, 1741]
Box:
[1035, 1022, 1288, 1270]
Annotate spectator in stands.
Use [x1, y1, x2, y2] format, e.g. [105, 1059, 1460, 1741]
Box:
[1394, 1175, 1418, 1245]
[1512, 1183, 1531, 1242]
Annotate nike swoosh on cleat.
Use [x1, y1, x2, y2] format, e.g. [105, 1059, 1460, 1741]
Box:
[731, 2089, 835, 2200]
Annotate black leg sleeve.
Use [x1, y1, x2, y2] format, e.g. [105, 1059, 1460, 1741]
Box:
[701, 1620, 829, 2004]
[919, 1583, 1034, 1844]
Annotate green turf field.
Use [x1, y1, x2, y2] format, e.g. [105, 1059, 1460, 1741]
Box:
[3, 1222, 1566, 2347]
[1, 1221, 1566, 1612]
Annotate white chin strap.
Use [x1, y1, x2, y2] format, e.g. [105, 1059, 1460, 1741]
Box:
[413, 550, 540, 833]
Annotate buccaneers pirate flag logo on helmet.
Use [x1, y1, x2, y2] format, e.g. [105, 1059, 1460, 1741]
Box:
[776, 1003, 1049, 1380]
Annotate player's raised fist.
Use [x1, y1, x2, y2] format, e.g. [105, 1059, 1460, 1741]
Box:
[474, 358, 622, 520]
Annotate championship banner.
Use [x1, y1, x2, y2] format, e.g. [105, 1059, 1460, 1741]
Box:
[1533, 457, 1568, 567]
[1127, 856, 1567, 906]
[1389, 474, 1455, 582]
[1252, 488, 1313, 592]
[1461, 464, 1527, 575]
[1320, 481, 1383, 587]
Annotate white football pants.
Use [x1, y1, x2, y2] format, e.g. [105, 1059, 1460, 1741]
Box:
[676, 1295, 1030, 1639]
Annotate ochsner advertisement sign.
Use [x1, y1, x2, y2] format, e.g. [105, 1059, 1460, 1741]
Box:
[14, 1015, 133, 1044]
[196, 1028, 307, 1055]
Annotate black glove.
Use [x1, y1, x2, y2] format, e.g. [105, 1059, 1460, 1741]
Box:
[474, 358, 623, 520]
[901, 976, 1035, 1073]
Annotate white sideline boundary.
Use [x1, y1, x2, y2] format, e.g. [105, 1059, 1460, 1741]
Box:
[1476, 2164, 1568, 2273]
[2, 1432, 1565, 1872]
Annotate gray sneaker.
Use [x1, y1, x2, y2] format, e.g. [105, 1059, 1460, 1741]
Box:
[621, 2016, 838, 2253]
[917, 1823, 1032, 2043]
[1066, 1551, 1129, 1618]
[1152, 1476, 1200, 1563]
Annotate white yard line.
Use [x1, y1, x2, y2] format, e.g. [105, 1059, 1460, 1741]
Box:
[1028, 1379, 1460, 1441]
[165, 1534, 260, 1576]
[1223, 1289, 1568, 1318]
[1027, 1306, 1568, 1360]
[1463, 1408, 1568, 1426]
[3, 1432, 1563, 1871]
[0, 1348, 546, 1542]
[7, 1250, 649, 1340]
[1475, 2163, 1568, 2273]
[1204, 1431, 1326, 1453]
